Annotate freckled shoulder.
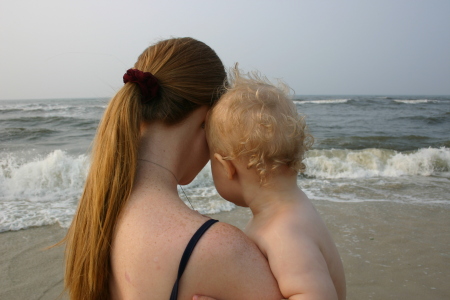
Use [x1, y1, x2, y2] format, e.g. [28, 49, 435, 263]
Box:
[180, 221, 283, 300]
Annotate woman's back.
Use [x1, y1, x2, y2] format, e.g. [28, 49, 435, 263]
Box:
[110, 178, 282, 300]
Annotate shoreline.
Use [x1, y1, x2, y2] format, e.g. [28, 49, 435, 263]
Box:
[1, 201, 449, 299]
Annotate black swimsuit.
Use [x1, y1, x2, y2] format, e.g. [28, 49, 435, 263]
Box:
[170, 219, 219, 300]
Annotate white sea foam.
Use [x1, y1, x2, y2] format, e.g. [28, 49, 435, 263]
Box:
[294, 99, 349, 104]
[0, 153, 231, 231]
[0, 150, 89, 231]
[0, 101, 107, 119]
[304, 147, 450, 179]
[1, 147, 449, 231]
[300, 174, 450, 205]
[394, 99, 439, 104]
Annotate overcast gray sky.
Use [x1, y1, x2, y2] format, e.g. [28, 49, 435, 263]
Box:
[1, 0, 449, 100]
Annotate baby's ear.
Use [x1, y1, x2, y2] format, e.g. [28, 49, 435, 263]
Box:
[213, 153, 236, 180]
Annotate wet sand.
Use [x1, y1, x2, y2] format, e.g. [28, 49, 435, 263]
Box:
[0, 224, 66, 300]
[1, 201, 449, 299]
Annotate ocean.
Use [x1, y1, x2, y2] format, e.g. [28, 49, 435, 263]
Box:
[1, 96, 449, 232]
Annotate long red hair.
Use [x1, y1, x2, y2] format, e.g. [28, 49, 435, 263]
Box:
[61, 37, 226, 300]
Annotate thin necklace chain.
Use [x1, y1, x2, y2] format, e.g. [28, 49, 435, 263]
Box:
[137, 158, 195, 210]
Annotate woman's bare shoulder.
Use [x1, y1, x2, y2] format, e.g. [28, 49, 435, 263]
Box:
[180, 221, 283, 300]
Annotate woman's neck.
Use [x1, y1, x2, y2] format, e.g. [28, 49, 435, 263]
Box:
[133, 121, 185, 194]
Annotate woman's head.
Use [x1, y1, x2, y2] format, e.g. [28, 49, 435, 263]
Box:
[64, 37, 226, 300]
[123, 37, 226, 125]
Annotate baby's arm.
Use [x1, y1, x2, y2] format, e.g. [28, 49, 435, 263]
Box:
[261, 226, 338, 300]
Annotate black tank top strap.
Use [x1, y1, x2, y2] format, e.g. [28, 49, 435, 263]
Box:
[170, 218, 219, 300]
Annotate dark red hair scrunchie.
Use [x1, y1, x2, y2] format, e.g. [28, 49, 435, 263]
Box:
[123, 68, 159, 104]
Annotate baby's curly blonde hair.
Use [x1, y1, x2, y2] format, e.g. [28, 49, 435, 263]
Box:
[206, 67, 313, 183]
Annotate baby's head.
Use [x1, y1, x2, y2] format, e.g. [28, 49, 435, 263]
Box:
[206, 69, 313, 184]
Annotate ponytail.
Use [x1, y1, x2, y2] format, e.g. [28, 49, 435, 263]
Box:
[64, 85, 142, 299]
[62, 37, 226, 299]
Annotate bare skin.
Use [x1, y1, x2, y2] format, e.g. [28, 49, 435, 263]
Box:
[206, 153, 346, 300]
[109, 107, 282, 300]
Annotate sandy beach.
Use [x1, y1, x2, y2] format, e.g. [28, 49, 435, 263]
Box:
[1, 201, 449, 300]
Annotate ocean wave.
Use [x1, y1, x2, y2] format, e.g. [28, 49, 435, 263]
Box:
[0, 152, 229, 231]
[0, 150, 89, 231]
[315, 135, 450, 152]
[0, 127, 58, 142]
[1, 116, 99, 129]
[294, 99, 349, 104]
[1, 147, 449, 231]
[393, 99, 440, 104]
[0, 108, 23, 114]
[304, 147, 450, 179]
[0, 103, 73, 114]
[0, 102, 107, 119]
[300, 175, 450, 205]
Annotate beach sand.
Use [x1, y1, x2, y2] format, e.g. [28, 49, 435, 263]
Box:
[1, 201, 449, 300]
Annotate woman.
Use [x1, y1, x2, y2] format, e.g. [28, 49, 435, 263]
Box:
[63, 37, 282, 300]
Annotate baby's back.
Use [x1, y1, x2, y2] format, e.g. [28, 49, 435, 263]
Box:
[247, 194, 346, 300]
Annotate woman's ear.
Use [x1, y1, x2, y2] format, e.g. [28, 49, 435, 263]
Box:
[213, 153, 236, 180]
